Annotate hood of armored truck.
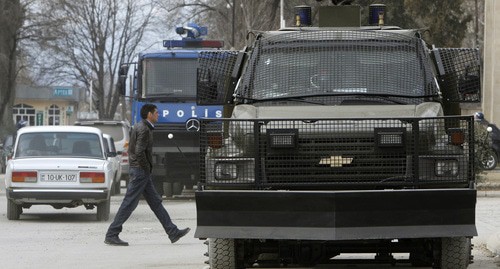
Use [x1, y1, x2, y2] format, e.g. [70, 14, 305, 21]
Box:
[231, 102, 443, 119]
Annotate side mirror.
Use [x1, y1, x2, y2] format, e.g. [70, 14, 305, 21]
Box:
[107, 152, 117, 158]
[117, 64, 129, 96]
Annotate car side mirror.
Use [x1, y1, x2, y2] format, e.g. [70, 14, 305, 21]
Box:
[107, 152, 117, 158]
[116, 150, 123, 155]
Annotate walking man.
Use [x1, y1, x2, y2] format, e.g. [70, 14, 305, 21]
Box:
[105, 104, 190, 246]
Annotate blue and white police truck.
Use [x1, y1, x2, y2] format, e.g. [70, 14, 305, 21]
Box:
[119, 23, 223, 196]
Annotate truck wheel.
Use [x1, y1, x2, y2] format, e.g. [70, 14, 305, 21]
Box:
[7, 199, 22, 220]
[163, 182, 173, 198]
[153, 176, 164, 196]
[96, 199, 110, 221]
[173, 182, 183, 195]
[439, 237, 471, 269]
[209, 238, 237, 269]
[410, 250, 432, 267]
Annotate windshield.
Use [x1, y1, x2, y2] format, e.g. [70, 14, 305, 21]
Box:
[238, 31, 438, 104]
[143, 58, 198, 97]
[15, 132, 103, 159]
[92, 125, 124, 141]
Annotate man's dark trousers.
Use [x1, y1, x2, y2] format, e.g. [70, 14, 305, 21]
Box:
[106, 167, 178, 237]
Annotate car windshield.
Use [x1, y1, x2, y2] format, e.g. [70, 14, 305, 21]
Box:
[15, 132, 103, 158]
[143, 58, 198, 97]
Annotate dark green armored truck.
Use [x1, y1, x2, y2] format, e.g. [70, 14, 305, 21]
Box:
[194, 4, 481, 268]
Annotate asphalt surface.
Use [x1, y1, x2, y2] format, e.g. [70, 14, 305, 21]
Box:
[0, 173, 499, 268]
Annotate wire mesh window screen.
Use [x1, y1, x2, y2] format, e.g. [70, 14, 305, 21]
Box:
[143, 58, 198, 96]
[199, 117, 473, 189]
[197, 51, 239, 105]
[237, 31, 438, 105]
[433, 48, 481, 102]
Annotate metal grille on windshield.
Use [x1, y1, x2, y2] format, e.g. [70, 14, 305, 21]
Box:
[236, 30, 439, 105]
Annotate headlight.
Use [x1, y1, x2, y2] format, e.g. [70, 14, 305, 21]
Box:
[375, 128, 405, 148]
[435, 160, 459, 176]
[214, 162, 238, 180]
[267, 129, 298, 149]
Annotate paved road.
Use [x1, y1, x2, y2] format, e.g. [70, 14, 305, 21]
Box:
[0, 175, 499, 268]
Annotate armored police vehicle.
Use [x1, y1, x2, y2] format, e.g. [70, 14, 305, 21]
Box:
[195, 4, 481, 269]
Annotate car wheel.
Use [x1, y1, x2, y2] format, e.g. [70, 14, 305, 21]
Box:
[96, 199, 110, 221]
[481, 152, 498, 170]
[7, 199, 22, 220]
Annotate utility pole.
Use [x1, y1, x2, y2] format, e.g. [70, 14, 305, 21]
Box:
[232, 0, 235, 47]
[475, 0, 479, 48]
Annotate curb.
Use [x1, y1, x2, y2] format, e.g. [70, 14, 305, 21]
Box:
[477, 182, 500, 189]
[486, 232, 500, 256]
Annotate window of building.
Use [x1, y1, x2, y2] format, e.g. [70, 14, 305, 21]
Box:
[13, 104, 35, 126]
[48, 104, 61, 126]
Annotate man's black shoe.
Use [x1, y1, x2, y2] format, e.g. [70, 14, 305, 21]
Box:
[104, 236, 129, 246]
[170, 227, 191, 243]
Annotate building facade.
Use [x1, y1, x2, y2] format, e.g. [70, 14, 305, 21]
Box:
[13, 85, 85, 126]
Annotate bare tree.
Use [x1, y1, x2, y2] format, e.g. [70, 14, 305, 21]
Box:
[35, 0, 155, 119]
[0, 0, 25, 134]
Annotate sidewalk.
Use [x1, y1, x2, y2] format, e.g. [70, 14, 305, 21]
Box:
[477, 169, 500, 258]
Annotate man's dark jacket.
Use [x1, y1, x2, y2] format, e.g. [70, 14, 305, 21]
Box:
[128, 119, 154, 173]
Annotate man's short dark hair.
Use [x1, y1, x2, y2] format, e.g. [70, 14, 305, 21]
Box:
[140, 104, 157, 119]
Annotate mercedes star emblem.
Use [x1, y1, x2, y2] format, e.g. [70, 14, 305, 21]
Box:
[185, 118, 200, 132]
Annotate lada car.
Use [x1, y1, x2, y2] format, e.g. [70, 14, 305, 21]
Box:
[4, 126, 114, 221]
[103, 133, 122, 195]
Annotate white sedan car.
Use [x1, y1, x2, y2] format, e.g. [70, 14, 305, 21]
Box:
[4, 126, 114, 221]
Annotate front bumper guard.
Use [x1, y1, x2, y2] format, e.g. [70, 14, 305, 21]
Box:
[195, 188, 477, 240]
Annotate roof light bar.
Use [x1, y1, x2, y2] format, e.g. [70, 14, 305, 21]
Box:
[163, 40, 224, 49]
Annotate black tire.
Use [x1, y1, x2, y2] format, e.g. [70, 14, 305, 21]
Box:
[209, 238, 237, 269]
[7, 199, 22, 220]
[172, 182, 183, 196]
[96, 199, 110, 221]
[410, 251, 433, 267]
[481, 152, 498, 170]
[114, 180, 121, 195]
[440, 237, 471, 269]
[163, 182, 173, 198]
[153, 177, 164, 196]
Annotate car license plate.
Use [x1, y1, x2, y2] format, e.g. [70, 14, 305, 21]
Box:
[40, 172, 78, 182]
